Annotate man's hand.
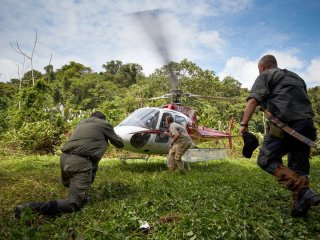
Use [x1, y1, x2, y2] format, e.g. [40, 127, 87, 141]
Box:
[240, 125, 248, 135]
[162, 131, 170, 137]
[240, 98, 258, 135]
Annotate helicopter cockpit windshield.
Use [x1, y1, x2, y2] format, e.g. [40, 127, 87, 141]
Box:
[117, 108, 160, 130]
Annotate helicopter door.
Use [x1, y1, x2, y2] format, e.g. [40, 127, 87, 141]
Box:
[175, 115, 187, 128]
[155, 112, 172, 143]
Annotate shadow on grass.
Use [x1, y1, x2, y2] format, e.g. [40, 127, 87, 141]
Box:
[116, 160, 168, 173]
[91, 181, 136, 201]
[111, 157, 242, 174]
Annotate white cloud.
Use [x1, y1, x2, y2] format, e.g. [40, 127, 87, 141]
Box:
[219, 51, 320, 90]
[196, 31, 225, 55]
[301, 58, 320, 87]
[261, 50, 320, 87]
[218, 56, 258, 89]
[0, 58, 22, 82]
[263, 50, 303, 70]
[0, 0, 251, 82]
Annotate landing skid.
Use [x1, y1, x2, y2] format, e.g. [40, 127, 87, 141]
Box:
[119, 155, 150, 163]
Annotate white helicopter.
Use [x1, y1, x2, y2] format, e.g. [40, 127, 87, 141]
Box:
[114, 105, 187, 155]
[114, 90, 234, 155]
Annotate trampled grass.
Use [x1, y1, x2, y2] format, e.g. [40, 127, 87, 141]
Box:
[1, 153, 320, 239]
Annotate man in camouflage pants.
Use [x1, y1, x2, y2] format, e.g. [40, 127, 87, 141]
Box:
[164, 116, 193, 174]
[15, 111, 123, 217]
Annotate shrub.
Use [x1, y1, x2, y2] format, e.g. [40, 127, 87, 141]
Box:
[2, 117, 67, 154]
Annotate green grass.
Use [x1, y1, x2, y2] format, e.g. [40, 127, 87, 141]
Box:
[1, 153, 320, 239]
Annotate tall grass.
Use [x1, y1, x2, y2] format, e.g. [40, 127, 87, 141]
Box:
[1, 153, 320, 239]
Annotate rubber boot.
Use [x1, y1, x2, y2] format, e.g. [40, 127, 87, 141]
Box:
[273, 165, 309, 192]
[15, 201, 59, 219]
[291, 188, 320, 218]
[273, 165, 319, 217]
[273, 165, 308, 216]
[15, 203, 29, 219]
[292, 192, 299, 209]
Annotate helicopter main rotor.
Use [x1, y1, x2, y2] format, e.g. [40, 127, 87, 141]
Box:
[148, 89, 234, 104]
[131, 9, 236, 104]
[130, 9, 178, 90]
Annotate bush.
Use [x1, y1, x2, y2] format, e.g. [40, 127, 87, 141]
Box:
[2, 117, 67, 154]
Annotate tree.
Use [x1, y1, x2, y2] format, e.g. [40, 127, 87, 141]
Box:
[9, 78, 20, 86]
[152, 59, 222, 97]
[21, 70, 43, 86]
[56, 61, 92, 80]
[12, 80, 52, 128]
[10, 29, 38, 85]
[308, 86, 320, 129]
[117, 63, 144, 87]
[0, 83, 17, 134]
[220, 76, 242, 97]
[102, 60, 144, 87]
[54, 62, 92, 94]
[102, 60, 123, 75]
[44, 64, 56, 82]
[68, 75, 97, 109]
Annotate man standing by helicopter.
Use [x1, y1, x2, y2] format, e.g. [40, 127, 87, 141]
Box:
[240, 54, 319, 217]
[163, 116, 193, 174]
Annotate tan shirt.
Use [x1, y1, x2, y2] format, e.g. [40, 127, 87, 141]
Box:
[169, 122, 193, 145]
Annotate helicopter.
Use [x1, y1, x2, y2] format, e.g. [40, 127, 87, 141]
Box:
[113, 9, 235, 155]
[114, 89, 235, 155]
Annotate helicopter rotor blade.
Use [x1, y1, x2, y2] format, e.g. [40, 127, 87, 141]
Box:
[130, 9, 179, 90]
[148, 93, 172, 100]
[183, 93, 238, 102]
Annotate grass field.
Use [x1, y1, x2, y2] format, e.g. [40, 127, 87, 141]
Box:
[1, 153, 320, 239]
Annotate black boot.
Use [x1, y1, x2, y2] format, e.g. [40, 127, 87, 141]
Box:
[15, 203, 30, 219]
[15, 201, 59, 219]
[291, 188, 320, 218]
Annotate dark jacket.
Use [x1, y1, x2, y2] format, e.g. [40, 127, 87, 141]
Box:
[248, 68, 314, 122]
[61, 117, 123, 163]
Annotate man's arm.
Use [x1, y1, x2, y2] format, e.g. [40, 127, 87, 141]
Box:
[240, 98, 259, 134]
[171, 132, 180, 144]
[104, 123, 124, 148]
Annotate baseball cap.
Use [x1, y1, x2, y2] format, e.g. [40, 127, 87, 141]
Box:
[242, 132, 259, 158]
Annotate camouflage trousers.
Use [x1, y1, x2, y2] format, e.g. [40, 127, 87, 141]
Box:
[168, 142, 192, 172]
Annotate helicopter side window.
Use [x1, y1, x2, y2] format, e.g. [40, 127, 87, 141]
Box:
[175, 115, 186, 128]
[155, 113, 172, 143]
[146, 112, 159, 129]
[118, 108, 160, 129]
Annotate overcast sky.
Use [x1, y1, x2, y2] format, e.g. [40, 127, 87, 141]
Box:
[1, 0, 319, 89]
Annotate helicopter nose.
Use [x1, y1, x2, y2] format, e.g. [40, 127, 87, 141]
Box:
[130, 132, 151, 149]
[114, 126, 150, 150]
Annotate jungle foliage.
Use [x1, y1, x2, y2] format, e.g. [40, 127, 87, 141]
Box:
[0, 58, 319, 153]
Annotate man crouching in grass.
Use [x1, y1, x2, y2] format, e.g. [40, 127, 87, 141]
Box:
[15, 111, 123, 218]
